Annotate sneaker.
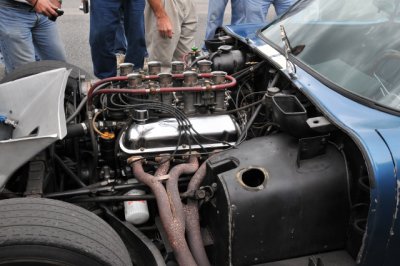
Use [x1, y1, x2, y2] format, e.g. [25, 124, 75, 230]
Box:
[143, 56, 149, 72]
[116, 53, 126, 69]
[0, 50, 4, 65]
[199, 50, 209, 57]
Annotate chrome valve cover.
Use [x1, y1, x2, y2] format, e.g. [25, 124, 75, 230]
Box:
[120, 115, 239, 154]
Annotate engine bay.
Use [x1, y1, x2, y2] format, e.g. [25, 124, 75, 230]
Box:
[0, 31, 371, 266]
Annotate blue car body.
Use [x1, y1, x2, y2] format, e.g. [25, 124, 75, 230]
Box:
[223, 20, 400, 265]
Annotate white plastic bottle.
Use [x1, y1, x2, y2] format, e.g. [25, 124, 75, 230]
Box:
[124, 185, 150, 225]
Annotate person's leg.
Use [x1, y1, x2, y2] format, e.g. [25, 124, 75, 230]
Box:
[0, 47, 3, 65]
[124, 0, 147, 69]
[0, 6, 36, 73]
[244, 0, 272, 24]
[173, 0, 197, 62]
[273, 0, 295, 16]
[145, 0, 180, 70]
[204, 0, 228, 41]
[90, 0, 121, 78]
[32, 14, 67, 62]
[231, 0, 245, 25]
[114, 9, 127, 54]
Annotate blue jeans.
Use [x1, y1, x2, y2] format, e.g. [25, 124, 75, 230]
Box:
[0, 48, 4, 65]
[90, 0, 147, 78]
[204, 0, 245, 42]
[0, 2, 66, 74]
[245, 0, 295, 24]
[114, 9, 127, 54]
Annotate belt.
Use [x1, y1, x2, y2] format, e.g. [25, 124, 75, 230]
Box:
[0, 0, 33, 10]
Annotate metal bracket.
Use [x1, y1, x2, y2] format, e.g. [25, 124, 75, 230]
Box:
[297, 135, 329, 165]
[24, 156, 46, 197]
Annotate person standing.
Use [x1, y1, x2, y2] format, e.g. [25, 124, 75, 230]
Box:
[90, 0, 147, 79]
[204, 0, 245, 43]
[114, 9, 128, 56]
[0, 48, 4, 66]
[145, 0, 197, 70]
[0, 0, 66, 74]
[245, 0, 295, 24]
[114, 10, 128, 66]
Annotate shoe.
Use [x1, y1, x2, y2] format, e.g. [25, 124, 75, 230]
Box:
[0, 51, 4, 65]
[143, 56, 149, 72]
[199, 50, 209, 57]
[116, 53, 126, 69]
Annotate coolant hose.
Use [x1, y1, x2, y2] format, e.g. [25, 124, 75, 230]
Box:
[66, 123, 87, 138]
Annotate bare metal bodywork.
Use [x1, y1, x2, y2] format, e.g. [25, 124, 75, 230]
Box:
[0, 69, 69, 188]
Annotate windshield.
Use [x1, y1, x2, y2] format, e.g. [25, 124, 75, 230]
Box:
[261, 0, 400, 112]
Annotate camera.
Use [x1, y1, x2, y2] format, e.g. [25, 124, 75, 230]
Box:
[49, 8, 64, 21]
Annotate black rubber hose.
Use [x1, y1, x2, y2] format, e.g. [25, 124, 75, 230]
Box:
[66, 82, 112, 124]
[236, 102, 264, 145]
[232, 61, 266, 80]
[66, 96, 87, 124]
[236, 72, 280, 145]
[189, 55, 208, 68]
[88, 116, 98, 183]
[66, 123, 87, 138]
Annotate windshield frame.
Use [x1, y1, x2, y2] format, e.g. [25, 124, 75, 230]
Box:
[257, 0, 400, 116]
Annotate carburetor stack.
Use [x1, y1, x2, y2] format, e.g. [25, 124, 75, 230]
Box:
[103, 60, 240, 155]
[118, 60, 229, 114]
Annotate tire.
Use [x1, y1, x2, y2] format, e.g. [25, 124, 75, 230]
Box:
[0, 198, 132, 266]
[0, 60, 91, 89]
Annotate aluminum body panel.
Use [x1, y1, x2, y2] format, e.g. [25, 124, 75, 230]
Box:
[120, 115, 239, 154]
[0, 69, 69, 188]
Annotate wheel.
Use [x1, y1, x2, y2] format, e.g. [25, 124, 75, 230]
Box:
[0, 197, 132, 266]
[0, 60, 91, 90]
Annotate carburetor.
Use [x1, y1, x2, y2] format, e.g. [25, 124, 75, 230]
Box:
[90, 59, 241, 155]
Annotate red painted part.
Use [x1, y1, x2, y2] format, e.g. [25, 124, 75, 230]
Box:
[87, 74, 237, 106]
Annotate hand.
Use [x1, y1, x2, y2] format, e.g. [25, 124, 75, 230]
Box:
[157, 15, 173, 39]
[50, 0, 61, 9]
[32, 0, 59, 18]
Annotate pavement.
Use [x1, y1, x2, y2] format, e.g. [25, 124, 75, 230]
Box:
[0, 0, 275, 80]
